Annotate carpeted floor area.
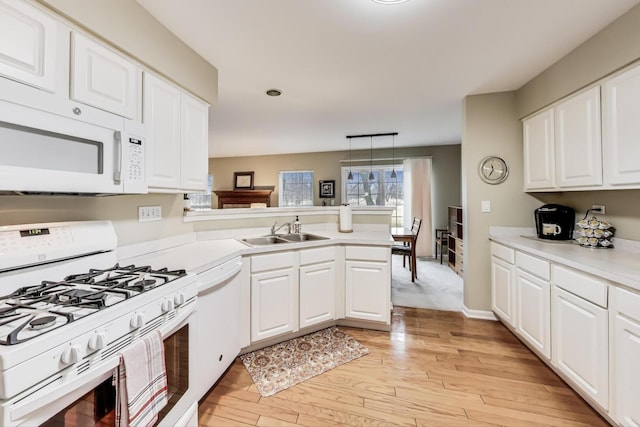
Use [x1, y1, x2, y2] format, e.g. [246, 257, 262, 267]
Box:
[391, 254, 463, 311]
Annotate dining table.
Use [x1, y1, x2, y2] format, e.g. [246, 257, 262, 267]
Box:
[391, 226, 418, 282]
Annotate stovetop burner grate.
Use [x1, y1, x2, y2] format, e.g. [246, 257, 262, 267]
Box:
[0, 263, 187, 346]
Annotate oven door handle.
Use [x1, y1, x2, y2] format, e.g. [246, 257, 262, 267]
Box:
[11, 358, 119, 422]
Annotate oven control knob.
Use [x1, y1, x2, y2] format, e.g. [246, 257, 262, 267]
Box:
[61, 345, 80, 365]
[130, 313, 145, 329]
[88, 333, 106, 351]
[174, 292, 185, 306]
[161, 299, 174, 313]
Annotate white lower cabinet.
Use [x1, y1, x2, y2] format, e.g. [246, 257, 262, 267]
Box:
[612, 287, 640, 426]
[551, 285, 608, 409]
[345, 246, 390, 323]
[250, 251, 298, 342]
[299, 247, 336, 328]
[515, 269, 551, 359]
[515, 251, 551, 360]
[490, 242, 516, 326]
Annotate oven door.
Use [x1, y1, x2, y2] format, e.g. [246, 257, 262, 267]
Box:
[0, 98, 134, 194]
[1, 309, 197, 427]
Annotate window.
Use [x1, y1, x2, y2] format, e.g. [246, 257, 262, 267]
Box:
[341, 165, 404, 227]
[279, 171, 314, 206]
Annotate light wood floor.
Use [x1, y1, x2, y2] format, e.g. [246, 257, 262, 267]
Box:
[198, 307, 610, 426]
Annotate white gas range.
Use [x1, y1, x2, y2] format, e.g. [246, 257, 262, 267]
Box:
[0, 221, 198, 426]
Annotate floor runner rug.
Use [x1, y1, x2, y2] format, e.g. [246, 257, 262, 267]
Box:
[240, 326, 369, 397]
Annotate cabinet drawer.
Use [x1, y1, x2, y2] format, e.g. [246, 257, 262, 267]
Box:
[300, 246, 336, 266]
[251, 251, 296, 273]
[345, 245, 389, 262]
[614, 287, 640, 323]
[516, 251, 550, 280]
[553, 265, 608, 308]
[491, 242, 515, 264]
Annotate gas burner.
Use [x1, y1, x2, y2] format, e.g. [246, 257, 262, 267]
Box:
[55, 289, 107, 309]
[126, 278, 157, 292]
[29, 316, 56, 330]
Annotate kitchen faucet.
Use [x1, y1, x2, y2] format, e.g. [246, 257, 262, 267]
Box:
[271, 221, 291, 235]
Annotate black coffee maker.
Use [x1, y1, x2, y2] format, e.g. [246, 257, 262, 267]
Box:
[534, 204, 575, 240]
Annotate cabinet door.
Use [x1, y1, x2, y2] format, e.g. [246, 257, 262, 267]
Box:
[251, 267, 298, 342]
[523, 109, 555, 190]
[614, 314, 640, 426]
[602, 65, 640, 186]
[180, 92, 209, 191]
[70, 33, 138, 119]
[491, 256, 515, 326]
[0, 0, 57, 92]
[299, 261, 336, 328]
[516, 269, 550, 359]
[551, 286, 608, 409]
[554, 86, 602, 188]
[144, 73, 181, 189]
[345, 260, 389, 322]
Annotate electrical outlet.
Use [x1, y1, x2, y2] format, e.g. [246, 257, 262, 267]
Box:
[138, 206, 162, 222]
[591, 205, 606, 215]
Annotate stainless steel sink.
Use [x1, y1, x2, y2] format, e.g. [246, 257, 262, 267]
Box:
[239, 233, 328, 246]
[240, 236, 288, 246]
[277, 233, 329, 242]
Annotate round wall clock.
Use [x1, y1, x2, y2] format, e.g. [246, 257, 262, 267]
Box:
[479, 156, 509, 184]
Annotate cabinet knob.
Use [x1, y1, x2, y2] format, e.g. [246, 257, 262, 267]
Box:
[72, 107, 82, 115]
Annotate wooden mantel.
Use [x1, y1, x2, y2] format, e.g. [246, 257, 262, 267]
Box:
[214, 189, 273, 209]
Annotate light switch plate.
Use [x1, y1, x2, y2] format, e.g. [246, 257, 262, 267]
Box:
[481, 200, 491, 213]
[138, 206, 162, 222]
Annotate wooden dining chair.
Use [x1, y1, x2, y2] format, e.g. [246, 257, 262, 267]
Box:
[391, 217, 422, 277]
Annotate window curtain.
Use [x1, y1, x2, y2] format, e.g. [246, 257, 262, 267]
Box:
[403, 158, 433, 257]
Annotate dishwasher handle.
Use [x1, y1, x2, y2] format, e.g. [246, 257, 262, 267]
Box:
[197, 258, 242, 294]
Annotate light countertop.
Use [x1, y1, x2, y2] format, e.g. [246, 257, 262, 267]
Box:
[119, 229, 393, 275]
[489, 227, 640, 292]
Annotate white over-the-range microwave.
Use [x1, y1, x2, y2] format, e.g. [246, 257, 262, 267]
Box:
[0, 98, 146, 194]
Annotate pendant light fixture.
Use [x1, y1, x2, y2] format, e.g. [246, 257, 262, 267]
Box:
[390, 133, 397, 179]
[347, 137, 353, 180]
[368, 136, 375, 181]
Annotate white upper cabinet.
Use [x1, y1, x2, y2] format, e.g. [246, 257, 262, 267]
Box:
[554, 86, 602, 188]
[144, 72, 182, 190]
[144, 72, 209, 192]
[523, 109, 555, 190]
[523, 87, 602, 192]
[70, 32, 139, 119]
[602, 64, 640, 187]
[0, 0, 58, 92]
[180, 92, 209, 191]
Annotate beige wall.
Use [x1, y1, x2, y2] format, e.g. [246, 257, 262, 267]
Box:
[209, 144, 461, 231]
[458, 3, 640, 312]
[516, 3, 640, 118]
[514, 1, 640, 242]
[462, 92, 540, 311]
[36, 0, 218, 104]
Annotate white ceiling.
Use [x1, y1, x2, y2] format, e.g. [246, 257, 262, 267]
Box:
[137, 0, 640, 158]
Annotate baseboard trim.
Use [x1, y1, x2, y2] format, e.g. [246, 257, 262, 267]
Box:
[462, 306, 497, 321]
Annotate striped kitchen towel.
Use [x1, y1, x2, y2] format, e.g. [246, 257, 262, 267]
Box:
[116, 330, 168, 427]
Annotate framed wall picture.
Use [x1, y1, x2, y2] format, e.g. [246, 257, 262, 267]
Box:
[233, 171, 254, 190]
[319, 180, 335, 198]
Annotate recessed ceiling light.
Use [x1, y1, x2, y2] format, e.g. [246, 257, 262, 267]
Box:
[266, 89, 282, 96]
[372, 0, 409, 4]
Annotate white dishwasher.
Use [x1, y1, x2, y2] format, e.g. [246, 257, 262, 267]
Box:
[194, 256, 244, 401]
